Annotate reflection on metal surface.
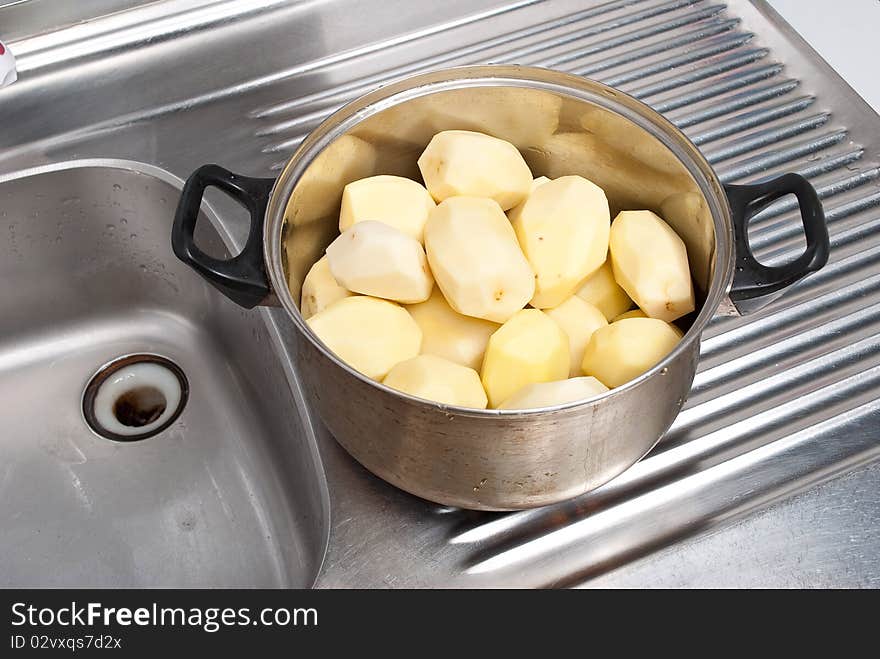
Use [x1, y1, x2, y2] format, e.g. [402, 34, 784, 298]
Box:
[584, 458, 880, 588]
[279, 69, 717, 301]
[1, 0, 878, 585]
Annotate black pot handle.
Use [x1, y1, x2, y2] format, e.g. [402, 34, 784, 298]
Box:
[172, 164, 275, 308]
[724, 172, 829, 302]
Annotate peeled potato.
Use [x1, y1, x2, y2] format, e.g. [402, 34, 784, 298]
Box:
[383, 354, 488, 408]
[613, 309, 647, 321]
[425, 196, 535, 323]
[530, 176, 551, 190]
[581, 317, 683, 388]
[417, 130, 533, 210]
[339, 175, 435, 242]
[285, 219, 340, 312]
[481, 309, 569, 408]
[406, 288, 498, 371]
[575, 260, 633, 321]
[307, 296, 421, 380]
[300, 256, 352, 319]
[510, 175, 610, 308]
[610, 210, 695, 322]
[326, 220, 433, 304]
[498, 376, 608, 410]
[545, 296, 608, 377]
[507, 176, 550, 214]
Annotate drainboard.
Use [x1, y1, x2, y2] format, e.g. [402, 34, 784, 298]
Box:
[1, 0, 878, 587]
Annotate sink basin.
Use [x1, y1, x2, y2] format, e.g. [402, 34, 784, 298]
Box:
[2, 0, 879, 588]
[0, 160, 329, 587]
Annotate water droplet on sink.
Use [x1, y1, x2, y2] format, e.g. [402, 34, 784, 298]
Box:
[120, 217, 128, 225]
[130, 233, 137, 239]
[106, 224, 115, 231]
[112, 184, 122, 191]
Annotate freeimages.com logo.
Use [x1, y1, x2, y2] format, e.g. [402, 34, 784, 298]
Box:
[9, 600, 317, 649]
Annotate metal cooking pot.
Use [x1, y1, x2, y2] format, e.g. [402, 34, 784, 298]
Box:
[172, 66, 829, 511]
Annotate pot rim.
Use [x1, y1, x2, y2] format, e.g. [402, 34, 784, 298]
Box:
[264, 65, 734, 417]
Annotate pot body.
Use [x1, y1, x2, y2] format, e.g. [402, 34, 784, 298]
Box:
[174, 66, 828, 510]
[296, 317, 698, 509]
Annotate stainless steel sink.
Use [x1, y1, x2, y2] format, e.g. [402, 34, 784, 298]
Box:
[0, 161, 328, 587]
[2, 0, 879, 587]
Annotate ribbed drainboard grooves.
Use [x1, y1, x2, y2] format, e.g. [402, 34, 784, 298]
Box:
[248, 0, 878, 586]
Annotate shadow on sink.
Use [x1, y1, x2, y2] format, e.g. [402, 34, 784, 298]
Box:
[0, 160, 329, 587]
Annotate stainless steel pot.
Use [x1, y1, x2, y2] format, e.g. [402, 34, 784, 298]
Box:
[172, 66, 829, 511]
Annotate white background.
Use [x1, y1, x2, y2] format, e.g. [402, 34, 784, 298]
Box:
[768, 0, 879, 111]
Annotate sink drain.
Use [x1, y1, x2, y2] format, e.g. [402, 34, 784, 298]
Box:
[83, 354, 188, 442]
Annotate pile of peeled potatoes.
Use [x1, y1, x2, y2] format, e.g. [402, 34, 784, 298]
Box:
[298, 129, 695, 410]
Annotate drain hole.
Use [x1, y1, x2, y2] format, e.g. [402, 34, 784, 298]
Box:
[114, 386, 167, 427]
[83, 354, 188, 442]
